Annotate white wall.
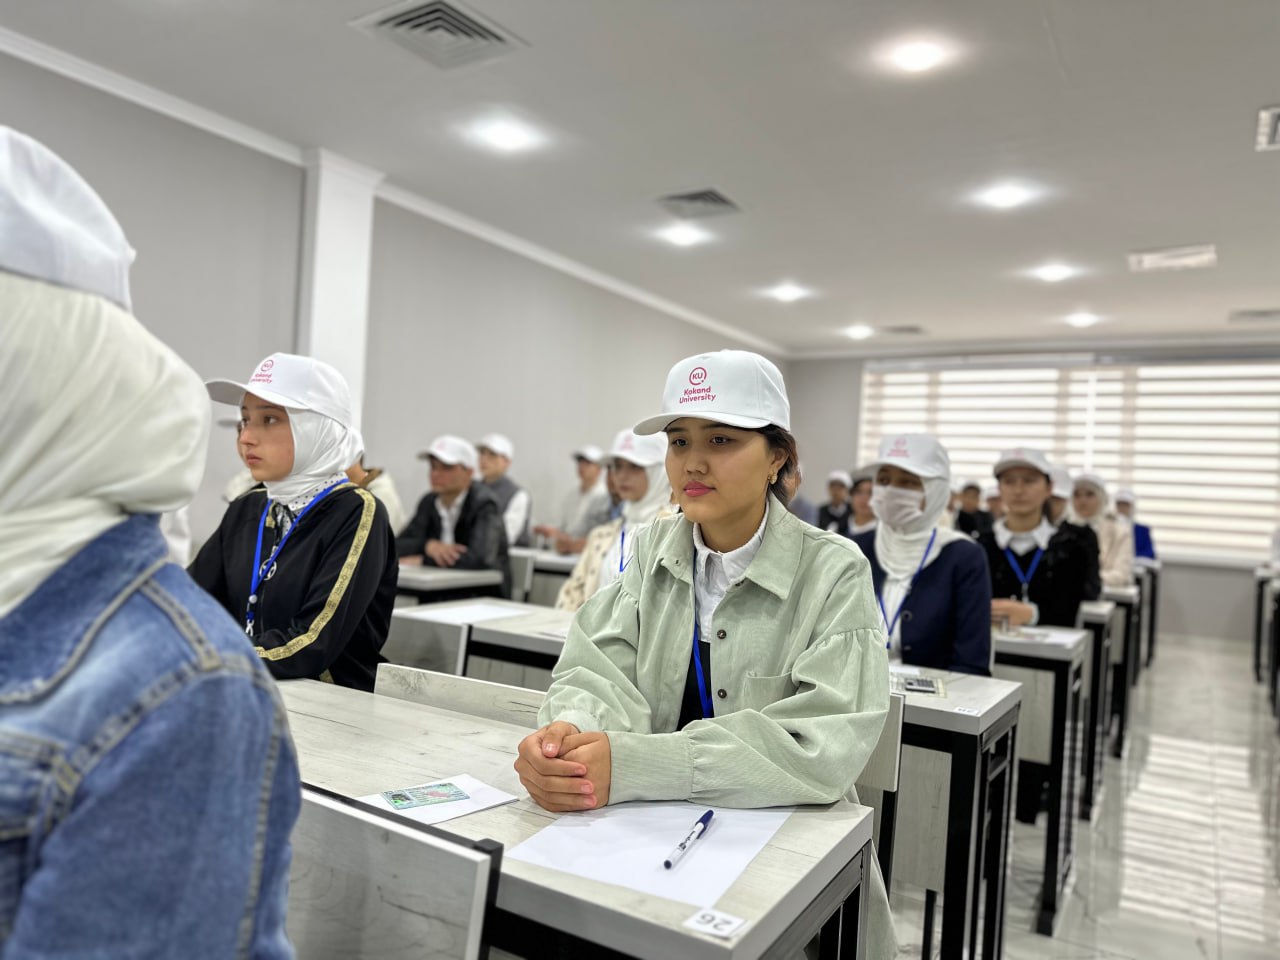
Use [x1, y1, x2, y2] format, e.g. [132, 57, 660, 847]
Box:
[0, 52, 305, 545]
[363, 199, 786, 528]
[788, 357, 865, 497]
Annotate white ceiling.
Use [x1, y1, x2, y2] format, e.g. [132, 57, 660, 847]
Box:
[2, 0, 1278, 356]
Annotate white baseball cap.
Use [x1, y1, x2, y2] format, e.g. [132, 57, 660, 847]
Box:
[1115, 487, 1136, 505]
[477, 432, 515, 461]
[866, 433, 952, 481]
[419, 434, 478, 470]
[0, 126, 135, 311]
[851, 465, 876, 485]
[609, 427, 668, 467]
[206, 353, 354, 429]
[993, 446, 1052, 479]
[1073, 472, 1109, 497]
[827, 469, 853, 488]
[634, 349, 790, 435]
[573, 445, 604, 465]
[983, 484, 1001, 501]
[1049, 465, 1074, 500]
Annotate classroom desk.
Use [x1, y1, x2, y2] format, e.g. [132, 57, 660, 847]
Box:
[1253, 565, 1275, 684]
[1132, 559, 1161, 667]
[469, 606, 573, 674]
[1102, 585, 1141, 759]
[992, 627, 1088, 937]
[395, 565, 505, 602]
[890, 668, 1022, 960]
[1075, 600, 1117, 821]
[280, 680, 876, 960]
[509, 546, 578, 606]
[384, 599, 534, 675]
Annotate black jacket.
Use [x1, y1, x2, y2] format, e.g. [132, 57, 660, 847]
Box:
[816, 503, 851, 537]
[396, 482, 510, 591]
[977, 522, 1101, 628]
[956, 509, 994, 539]
[190, 484, 398, 691]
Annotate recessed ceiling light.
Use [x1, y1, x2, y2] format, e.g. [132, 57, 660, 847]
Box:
[974, 181, 1041, 210]
[1064, 312, 1103, 328]
[844, 324, 876, 340]
[464, 116, 546, 153]
[1029, 262, 1079, 283]
[876, 38, 958, 74]
[656, 223, 712, 247]
[763, 283, 813, 303]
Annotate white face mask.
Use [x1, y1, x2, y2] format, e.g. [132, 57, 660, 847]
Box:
[871, 484, 926, 528]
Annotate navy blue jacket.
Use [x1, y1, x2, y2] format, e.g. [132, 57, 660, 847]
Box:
[1133, 523, 1156, 560]
[852, 531, 993, 675]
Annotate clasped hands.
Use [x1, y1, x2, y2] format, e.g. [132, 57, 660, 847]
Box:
[514, 721, 612, 812]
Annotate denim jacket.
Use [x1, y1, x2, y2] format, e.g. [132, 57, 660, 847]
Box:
[0, 515, 299, 958]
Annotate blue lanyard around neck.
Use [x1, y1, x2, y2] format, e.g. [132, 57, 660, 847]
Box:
[1003, 546, 1044, 602]
[244, 481, 347, 636]
[618, 526, 626, 574]
[690, 543, 714, 719]
[876, 529, 937, 645]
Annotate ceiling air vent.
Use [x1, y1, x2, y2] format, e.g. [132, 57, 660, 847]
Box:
[1127, 243, 1217, 273]
[1256, 106, 1280, 152]
[352, 1, 526, 70]
[880, 325, 927, 336]
[1228, 309, 1280, 325]
[656, 189, 741, 219]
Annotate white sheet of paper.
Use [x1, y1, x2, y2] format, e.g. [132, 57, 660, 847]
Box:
[888, 663, 921, 676]
[507, 802, 790, 907]
[396, 602, 522, 626]
[358, 773, 517, 825]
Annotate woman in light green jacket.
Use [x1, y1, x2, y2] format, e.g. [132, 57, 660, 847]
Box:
[514, 349, 893, 957]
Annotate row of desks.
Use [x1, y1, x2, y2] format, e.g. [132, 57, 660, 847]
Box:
[393, 548, 576, 606]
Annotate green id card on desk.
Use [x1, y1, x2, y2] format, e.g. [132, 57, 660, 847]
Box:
[381, 782, 470, 810]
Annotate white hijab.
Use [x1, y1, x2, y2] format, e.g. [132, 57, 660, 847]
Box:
[599, 461, 673, 589]
[1067, 477, 1110, 532]
[873, 473, 970, 580]
[0, 272, 209, 617]
[264, 405, 362, 514]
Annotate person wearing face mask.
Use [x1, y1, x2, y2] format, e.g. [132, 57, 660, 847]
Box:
[1069, 473, 1134, 589]
[0, 127, 298, 956]
[555, 429, 674, 613]
[190, 354, 399, 691]
[976, 447, 1101, 630]
[853, 436, 992, 674]
[515, 349, 894, 960]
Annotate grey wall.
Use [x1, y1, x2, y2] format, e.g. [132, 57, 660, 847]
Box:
[363, 199, 785, 529]
[1158, 561, 1254, 648]
[1, 53, 305, 544]
[788, 357, 865, 497]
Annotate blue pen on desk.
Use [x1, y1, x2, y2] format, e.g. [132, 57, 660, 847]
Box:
[663, 809, 714, 869]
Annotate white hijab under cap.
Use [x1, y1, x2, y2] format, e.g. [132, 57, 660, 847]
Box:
[0, 272, 208, 617]
[599, 429, 674, 586]
[266, 406, 363, 512]
[868, 435, 969, 580]
[1067, 473, 1111, 532]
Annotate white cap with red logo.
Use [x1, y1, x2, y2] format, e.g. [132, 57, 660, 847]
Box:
[1114, 487, 1136, 505]
[609, 428, 668, 467]
[866, 433, 951, 480]
[1049, 465, 1074, 500]
[573, 445, 604, 465]
[206, 353, 355, 430]
[993, 446, 1053, 479]
[633, 349, 790, 435]
[419, 435, 478, 470]
[477, 433, 515, 461]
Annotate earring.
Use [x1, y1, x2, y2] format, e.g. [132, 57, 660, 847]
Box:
[769, 474, 777, 484]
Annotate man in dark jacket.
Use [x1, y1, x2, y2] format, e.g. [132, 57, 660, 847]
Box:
[397, 435, 509, 591]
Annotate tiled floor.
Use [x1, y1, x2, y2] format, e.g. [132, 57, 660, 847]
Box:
[890, 632, 1280, 959]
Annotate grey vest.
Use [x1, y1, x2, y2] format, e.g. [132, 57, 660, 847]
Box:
[486, 474, 532, 547]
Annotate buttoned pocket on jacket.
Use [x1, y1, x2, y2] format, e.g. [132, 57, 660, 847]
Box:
[740, 672, 796, 711]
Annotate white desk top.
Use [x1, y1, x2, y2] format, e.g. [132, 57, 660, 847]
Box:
[1077, 599, 1117, 624]
[992, 626, 1089, 664]
[391, 597, 531, 625]
[1133, 558, 1162, 573]
[470, 606, 576, 657]
[890, 667, 1022, 736]
[280, 680, 874, 960]
[509, 546, 580, 574]
[1256, 564, 1277, 581]
[396, 566, 504, 592]
[1102, 585, 1139, 604]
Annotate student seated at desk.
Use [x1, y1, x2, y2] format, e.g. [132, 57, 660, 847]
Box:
[1114, 488, 1157, 560]
[516, 349, 894, 959]
[976, 447, 1101, 629]
[0, 128, 298, 955]
[1046, 465, 1073, 526]
[477, 432, 532, 548]
[397, 436, 510, 589]
[984, 483, 1005, 522]
[849, 469, 878, 535]
[191, 354, 398, 692]
[816, 469, 853, 536]
[852, 435, 992, 675]
[534, 444, 612, 555]
[555, 429, 673, 613]
[954, 479, 994, 538]
[1070, 473, 1134, 588]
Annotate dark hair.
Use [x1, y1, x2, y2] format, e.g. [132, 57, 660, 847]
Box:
[756, 425, 799, 506]
[852, 478, 872, 495]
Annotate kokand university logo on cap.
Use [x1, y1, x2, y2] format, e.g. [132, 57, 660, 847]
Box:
[250, 358, 275, 385]
[888, 436, 910, 458]
[619, 433, 635, 451]
[680, 365, 716, 406]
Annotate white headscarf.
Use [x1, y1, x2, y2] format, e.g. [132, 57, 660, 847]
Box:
[264, 405, 362, 513]
[0, 272, 209, 617]
[600, 460, 674, 589]
[872, 473, 971, 579]
[1067, 473, 1110, 532]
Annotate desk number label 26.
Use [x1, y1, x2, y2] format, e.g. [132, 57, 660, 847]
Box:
[684, 909, 747, 938]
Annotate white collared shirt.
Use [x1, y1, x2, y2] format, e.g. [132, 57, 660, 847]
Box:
[435, 488, 469, 544]
[850, 518, 878, 535]
[692, 501, 770, 639]
[993, 517, 1055, 555]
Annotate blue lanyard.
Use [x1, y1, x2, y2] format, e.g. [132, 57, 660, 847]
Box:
[244, 481, 347, 636]
[1003, 546, 1044, 602]
[619, 527, 626, 574]
[876, 529, 937, 645]
[692, 620, 714, 719]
